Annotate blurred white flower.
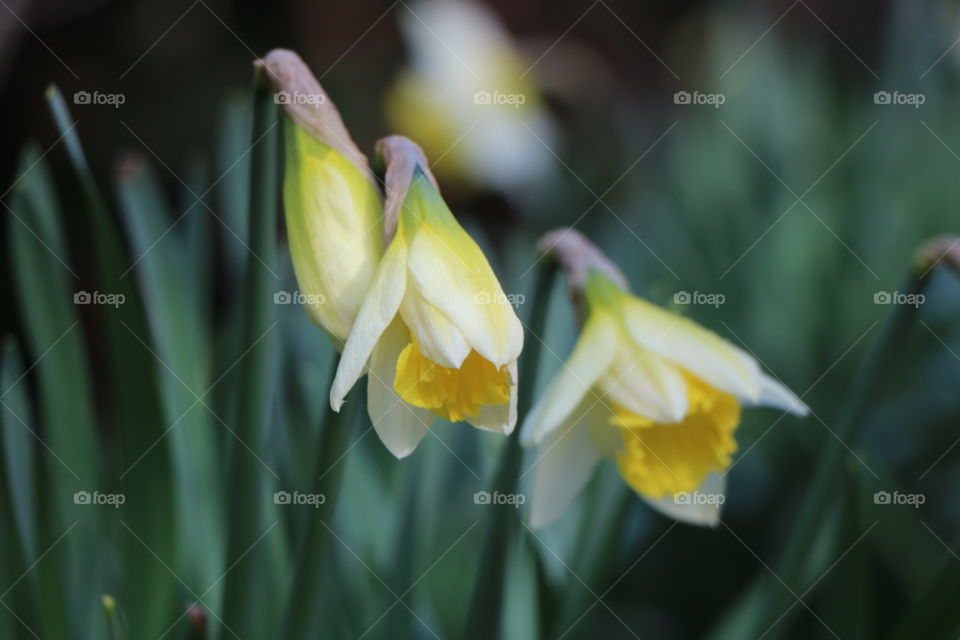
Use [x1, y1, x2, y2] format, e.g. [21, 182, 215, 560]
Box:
[385, 0, 557, 192]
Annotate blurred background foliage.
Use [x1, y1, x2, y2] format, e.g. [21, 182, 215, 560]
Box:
[2, 0, 960, 638]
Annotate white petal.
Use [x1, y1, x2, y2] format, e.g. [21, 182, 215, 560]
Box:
[519, 311, 618, 446]
[641, 472, 726, 527]
[466, 361, 518, 434]
[366, 317, 434, 458]
[598, 345, 688, 423]
[330, 236, 408, 411]
[754, 373, 809, 416]
[619, 296, 761, 401]
[528, 401, 619, 528]
[399, 287, 471, 369]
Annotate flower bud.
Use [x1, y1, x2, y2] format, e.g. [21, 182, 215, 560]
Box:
[260, 49, 383, 343]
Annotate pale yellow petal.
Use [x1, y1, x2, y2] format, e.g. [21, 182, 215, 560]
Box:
[402, 175, 523, 368]
[330, 235, 407, 411]
[618, 294, 761, 401]
[755, 373, 809, 415]
[528, 400, 619, 528]
[399, 287, 471, 369]
[519, 310, 619, 446]
[598, 344, 688, 424]
[367, 317, 434, 458]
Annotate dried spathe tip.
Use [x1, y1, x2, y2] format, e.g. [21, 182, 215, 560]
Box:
[537, 228, 629, 322]
[258, 48, 375, 188]
[375, 134, 441, 244]
[915, 234, 960, 277]
[538, 227, 629, 291]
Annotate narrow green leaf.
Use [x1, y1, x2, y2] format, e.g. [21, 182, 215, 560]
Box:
[220, 61, 281, 637]
[0, 341, 42, 637]
[9, 143, 104, 638]
[45, 85, 178, 639]
[114, 156, 226, 617]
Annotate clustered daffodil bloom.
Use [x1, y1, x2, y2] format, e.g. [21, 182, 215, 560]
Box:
[329, 136, 524, 457]
[262, 49, 383, 344]
[521, 229, 808, 527]
[265, 50, 522, 458]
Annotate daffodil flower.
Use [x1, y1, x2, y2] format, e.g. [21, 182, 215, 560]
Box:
[521, 229, 808, 527]
[262, 49, 383, 343]
[330, 136, 523, 457]
[384, 0, 556, 191]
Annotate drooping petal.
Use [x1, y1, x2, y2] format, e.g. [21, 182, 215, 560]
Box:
[402, 175, 523, 368]
[598, 344, 688, 424]
[617, 293, 761, 401]
[755, 372, 809, 416]
[519, 310, 619, 446]
[528, 401, 620, 528]
[399, 286, 471, 369]
[641, 472, 726, 527]
[367, 317, 434, 458]
[330, 235, 408, 411]
[466, 361, 518, 434]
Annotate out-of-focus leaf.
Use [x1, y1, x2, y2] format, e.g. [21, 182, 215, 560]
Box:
[46, 86, 177, 638]
[9, 143, 104, 638]
[1, 342, 38, 568]
[220, 64, 281, 638]
[114, 155, 226, 617]
[0, 341, 41, 637]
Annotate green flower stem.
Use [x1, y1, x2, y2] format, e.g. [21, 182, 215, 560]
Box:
[220, 63, 280, 635]
[551, 476, 631, 636]
[464, 261, 557, 640]
[768, 264, 932, 636]
[282, 357, 364, 638]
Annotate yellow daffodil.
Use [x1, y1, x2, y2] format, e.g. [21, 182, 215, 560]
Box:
[330, 136, 523, 457]
[521, 229, 808, 527]
[384, 0, 556, 191]
[261, 49, 382, 343]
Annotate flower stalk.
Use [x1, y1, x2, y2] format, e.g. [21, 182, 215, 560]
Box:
[464, 260, 557, 640]
[282, 358, 365, 637]
[767, 250, 939, 636]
